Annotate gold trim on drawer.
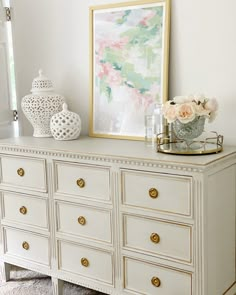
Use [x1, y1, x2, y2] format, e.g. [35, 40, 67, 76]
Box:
[150, 233, 160, 244]
[78, 216, 86, 225]
[121, 169, 192, 217]
[151, 276, 161, 287]
[1, 155, 47, 193]
[123, 214, 192, 264]
[149, 188, 158, 198]
[19, 206, 27, 215]
[123, 256, 193, 295]
[76, 178, 85, 188]
[81, 257, 89, 267]
[17, 168, 25, 177]
[22, 241, 29, 250]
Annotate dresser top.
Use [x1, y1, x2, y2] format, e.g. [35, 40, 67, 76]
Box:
[0, 136, 235, 168]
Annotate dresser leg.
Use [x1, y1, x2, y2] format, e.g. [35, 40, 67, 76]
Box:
[52, 277, 64, 295]
[0, 262, 11, 282]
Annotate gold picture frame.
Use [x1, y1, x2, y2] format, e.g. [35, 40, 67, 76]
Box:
[89, 0, 170, 140]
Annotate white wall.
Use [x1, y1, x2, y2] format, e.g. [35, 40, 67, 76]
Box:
[12, 0, 236, 145]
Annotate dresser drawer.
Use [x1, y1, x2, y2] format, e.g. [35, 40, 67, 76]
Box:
[0, 155, 47, 192]
[121, 170, 192, 216]
[123, 215, 192, 263]
[124, 257, 192, 295]
[54, 161, 110, 201]
[3, 227, 50, 266]
[58, 240, 113, 285]
[56, 201, 112, 243]
[2, 192, 48, 230]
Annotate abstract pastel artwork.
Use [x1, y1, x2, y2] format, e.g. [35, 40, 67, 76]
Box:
[90, 0, 170, 139]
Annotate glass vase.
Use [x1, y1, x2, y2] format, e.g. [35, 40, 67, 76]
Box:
[173, 116, 205, 147]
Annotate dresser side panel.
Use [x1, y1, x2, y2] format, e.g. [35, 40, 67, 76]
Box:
[206, 164, 236, 294]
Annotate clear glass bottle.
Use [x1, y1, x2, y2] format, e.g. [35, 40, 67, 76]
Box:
[144, 103, 163, 147]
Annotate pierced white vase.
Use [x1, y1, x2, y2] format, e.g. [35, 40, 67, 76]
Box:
[21, 70, 65, 137]
[50, 103, 81, 141]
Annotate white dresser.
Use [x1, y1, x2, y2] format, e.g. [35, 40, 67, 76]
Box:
[0, 136, 235, 295]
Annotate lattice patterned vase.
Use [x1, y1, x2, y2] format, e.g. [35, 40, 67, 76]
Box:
[50, 103, 81, 140]
[173, 116, 206, 144]
[21, 70, 65, 137]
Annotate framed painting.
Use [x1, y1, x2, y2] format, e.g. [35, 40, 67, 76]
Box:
[89, 0, 170, 140]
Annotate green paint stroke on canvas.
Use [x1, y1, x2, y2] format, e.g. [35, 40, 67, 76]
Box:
[121, 63, 157, 90]
[116, 10, 131, 25]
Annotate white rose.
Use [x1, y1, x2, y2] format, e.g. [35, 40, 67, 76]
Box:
[176, 102, 196, 123]
[193, 94, 206, 104]
[205, 98, 218, 113]
[163, 101, 177, 123]
[208, 111, 217, 123]
[194, 103, 210, 117]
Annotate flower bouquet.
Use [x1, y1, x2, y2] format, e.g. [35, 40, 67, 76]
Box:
[163, 95, 218, 143]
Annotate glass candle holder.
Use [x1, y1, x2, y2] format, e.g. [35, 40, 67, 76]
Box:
[145, 114, 155, 147]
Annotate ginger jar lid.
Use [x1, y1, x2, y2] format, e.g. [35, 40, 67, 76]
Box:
[31, 69, 54, 93]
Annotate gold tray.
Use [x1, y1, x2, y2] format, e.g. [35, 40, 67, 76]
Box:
[156, 132, 223, 155]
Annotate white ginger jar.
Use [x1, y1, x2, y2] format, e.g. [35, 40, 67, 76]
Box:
[21, 69, 65, 137]
[50, 103, 81, 140]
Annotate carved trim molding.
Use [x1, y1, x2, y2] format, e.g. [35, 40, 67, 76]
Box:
[0, 145, 207, 173]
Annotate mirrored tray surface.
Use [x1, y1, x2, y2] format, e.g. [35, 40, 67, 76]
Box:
[156, 131, 223, 155]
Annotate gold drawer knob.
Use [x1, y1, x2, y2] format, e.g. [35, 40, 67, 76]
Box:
[149, 188, 158, 198]
[78, 216, 86, 225]
[76, 178, 85, 188]
[22, 241, 29, 250]
[81, 257, 89, 267]
[151, 276, 161, 287]
[17, 168, 25, 177]
[19, 206, 27, 215]
[150, 233, 160, 244]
